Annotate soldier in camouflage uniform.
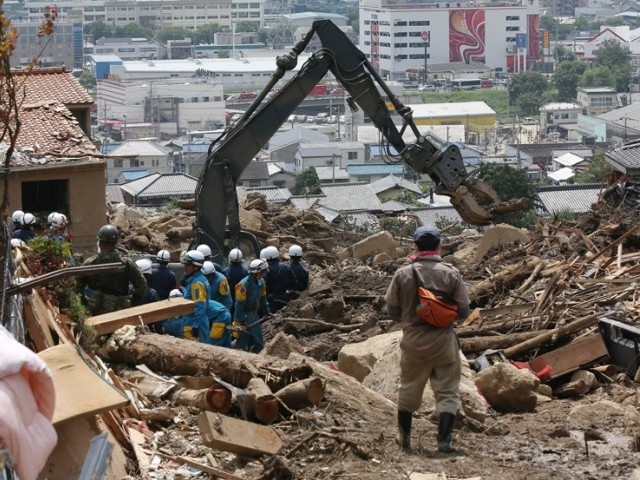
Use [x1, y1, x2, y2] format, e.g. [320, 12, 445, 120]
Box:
[77, 224, 147, 315]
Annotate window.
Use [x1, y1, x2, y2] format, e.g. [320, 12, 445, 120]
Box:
[394, 21, 407, 26]
[506, 16, 520, 21]
[395, 43, 407, 48]
[506, 26, 519, 31]
[348, 152, 358, 160]
[249, 180, 261, 187]
[22, 179, 69, 215]
[408, 21, 429, 26]
[130, 159, 140, 168]
[395, 32, 407, 37]
[152, 159, 159, 167]
[113, 159, 123, 168]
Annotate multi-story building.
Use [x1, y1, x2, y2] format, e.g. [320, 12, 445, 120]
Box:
[358, 0, 540, 80]
[85, 38, 164, 62]
[577, 87, 618, 117]
[539, 102, 582, 136]
[24, 0, 265, 31]
[97, 79, 226, 135]
[11, 21, 83, 69]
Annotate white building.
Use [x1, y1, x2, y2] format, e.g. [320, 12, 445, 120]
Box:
[106, 140, 173, 184]
[86, 38, 164, 62]
[97, 79, 226, 135]
[358, 0, 540, 80]
[539, 102, 582, 135]
[106, 55, 311, 90]
[24, 0, 265, 31]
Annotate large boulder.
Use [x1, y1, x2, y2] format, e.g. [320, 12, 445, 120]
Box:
[474, 363, 539, 412]
[337, 231, 398, 261]
[475, 224, 531, 261]
[568, 400, 640, 428]
[338, 332, 487, 421]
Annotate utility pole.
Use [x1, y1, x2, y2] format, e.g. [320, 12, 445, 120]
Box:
[421, 31, 430, 85]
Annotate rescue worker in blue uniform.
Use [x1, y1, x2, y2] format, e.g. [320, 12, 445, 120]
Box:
[202, 261, 233, 311]
[180, 250, 210, 343]
[197, 244, 227, 276]
[224, 248, 248, 301]
[262, 246, 297, 313]
[233, 259, 270, 353]
[135, 258, 162, 332]
[205, 298, 232, 347]
[163, 289, 185, 337]
[149, 249, 177, 300]
[288, 244, 309, 299]
[12, 213, 37, 242]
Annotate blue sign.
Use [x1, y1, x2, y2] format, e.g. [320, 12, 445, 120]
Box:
[516, 33, 527, 49]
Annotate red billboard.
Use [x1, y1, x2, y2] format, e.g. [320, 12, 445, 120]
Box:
[528, 14, 540, 61]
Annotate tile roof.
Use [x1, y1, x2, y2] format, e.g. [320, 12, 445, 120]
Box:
[369, 175, 422, 195]
[552, 149, 593, 159]
[317, 183, 382, 211]
[289, 196, 322, 210]
[108, 140, 171, 157]
[13, 67, 94, 105]
[315, 166, 349, 181]
[240, 161, 269, 181]
[106, 184, 125, 204]
[536, 184, 603, 214]
[269, 127, 329, 150]
[377, 200, 414, 211]
[246, 186, 292, 202]
[411, 207, 463, 226]
[343, 211, 379, 228]
[606, 144, 640, 173]
[14, 102, 100, 159]
[417, 193, 453, 207]
[120, 172, 197, 198]
[547, 167, 575, 182]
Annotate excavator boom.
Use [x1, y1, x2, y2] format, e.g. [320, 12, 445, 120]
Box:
[194, 20, 526, 263]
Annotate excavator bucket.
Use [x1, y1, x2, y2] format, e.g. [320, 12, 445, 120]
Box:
[446, 178, 529, 226]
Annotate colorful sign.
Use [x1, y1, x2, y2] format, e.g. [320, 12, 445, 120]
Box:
[528, 14, 540, 60]
[449, 9, 485, 64]
[516, 33, 527, 49]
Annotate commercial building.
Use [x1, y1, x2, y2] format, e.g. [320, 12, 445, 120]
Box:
[358, 0, 540, 80]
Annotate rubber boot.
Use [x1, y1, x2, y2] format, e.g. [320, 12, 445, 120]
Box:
[397, 410, 412, 452]
[437, 412, 456, 453]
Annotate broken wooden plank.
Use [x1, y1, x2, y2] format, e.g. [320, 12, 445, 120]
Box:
[198, 411, 283, 457]
[86, 298, 194, 335]
[39, 344, 129, 424]
[154, 452, 244, 480]
[478, 303, 536, 319]
[23, 296, 51, 351]
[527, 333, 608, 380]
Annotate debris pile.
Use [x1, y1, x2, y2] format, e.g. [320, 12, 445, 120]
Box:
[7, 192, 640, 479]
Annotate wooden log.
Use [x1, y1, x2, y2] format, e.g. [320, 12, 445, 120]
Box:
[459, 331, 541, 354]
[246, 378, 278, 425]
[503, 312, 601, 359]
[172, 387, 232, 413]
[468, 257, 541, 304]
[86, 298, 194, 336]
[100, 331, 313, 392]
[177, 198, 195, 209]
[592, 364, 618, 377]
[274, 377, 325, 411]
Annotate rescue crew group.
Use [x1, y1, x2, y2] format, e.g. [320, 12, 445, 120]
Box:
[12, 212, 469, 454]
[75, 224, 309, 355]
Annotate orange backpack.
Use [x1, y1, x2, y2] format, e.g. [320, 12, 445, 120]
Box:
[411, 264, 458, 328]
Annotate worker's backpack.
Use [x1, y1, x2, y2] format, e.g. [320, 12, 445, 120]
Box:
[411, 264, 458, 328]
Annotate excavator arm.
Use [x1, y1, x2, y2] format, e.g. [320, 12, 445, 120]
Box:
[194, 20, 527, 263]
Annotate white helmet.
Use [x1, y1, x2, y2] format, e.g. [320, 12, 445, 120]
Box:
[249, 258, 267, 273]
[47, 212, 58, 224]
[21, 213, 36, 226]
[202, 260, 216, 275]
[259, 248, 268, 260]
[11, 210, 24, 224]
[51, 213, 67, 228]
[264, 245, 279, 261]
[135, 258, 153, 275]
[196, 244, 212, 259]
[228, 248, 243, 263]
[169, 288, 183, 298]
[181, 249, 205, 266]
[289, 244, 303, 258]
[10, 238, 26, 248]
[157, 249, 170, 263]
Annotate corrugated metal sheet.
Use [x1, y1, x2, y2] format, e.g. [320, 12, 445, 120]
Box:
[290, 197, 322, 210]
[378, 200, 413, 211]
[411, 207, 463, 226]
[246, 187, 292, 203]
[106, 184, 124, 204]
[346, 163, 405, 176]
[536, 184, 603, 214]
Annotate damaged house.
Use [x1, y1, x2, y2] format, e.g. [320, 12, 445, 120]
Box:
[0, 67, 106, 254]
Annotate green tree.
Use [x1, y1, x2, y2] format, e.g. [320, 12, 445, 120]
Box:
[552, 61, 587, 100]
[84, 20, 114, 41]
[114, 23, 153, 39]
[575, 152, 608, 184]
[580, 65, 629, 92]
[475, 164, 537, 228]
[509, 71, 549, 114]
[290, 167, 321, 195]
[194, 23, 223, 44]
[594, 38, 631, 69]
[79, 71, 96, 90]
[217, 50, 230, 58]
[554, 45, 575, 63]
[573, 16, 591, 32]
[157, 27, 192, 43]
[235, 21, 259, 33]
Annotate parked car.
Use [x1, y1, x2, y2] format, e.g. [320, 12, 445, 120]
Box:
[330, 87, 345, 95]
[418, 84, 436, 91]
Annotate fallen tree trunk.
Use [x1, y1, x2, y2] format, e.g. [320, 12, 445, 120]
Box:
[246, 378, 278, 424]
[101, 329, 313, 392]
[503, 312, 601, 359]
[275, 377, 325, 411]
[459, 331, 541, 354]
[469, 257, 541, 305]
